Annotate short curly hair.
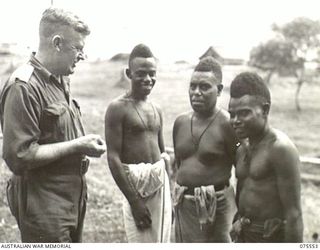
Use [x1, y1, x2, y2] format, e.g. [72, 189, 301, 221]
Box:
[39, 8, 90, 38]
[230, 72, 271, 105]
[194, 56, 222, 84]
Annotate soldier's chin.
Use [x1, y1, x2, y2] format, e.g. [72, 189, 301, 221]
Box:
[66, 65, 75, 75]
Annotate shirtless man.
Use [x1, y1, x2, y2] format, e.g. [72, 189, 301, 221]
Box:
[228, 72, 303, 242]
[173, 57, 237, 242]
[104, 44, 171, 242]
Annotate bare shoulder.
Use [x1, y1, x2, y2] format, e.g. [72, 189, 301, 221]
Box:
[173, 111, 192, 140]
[107, 94, 130, 111]
[152, 102, 164, 116]
[269, 128, 300, 167]
[174, 111, 192, 126]
[217, 108, 231, 125]
[105, 94, 130, 119]
[219, 108, 230, 119]
[218, 108, 236, 136]
[271, 128, 298, 153]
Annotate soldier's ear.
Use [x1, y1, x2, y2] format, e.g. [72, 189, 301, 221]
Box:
[217, 84, 223, 96]
[52, 35, 62, 52]
[262, 103, 270, 115]
[125, 68, 132, 79]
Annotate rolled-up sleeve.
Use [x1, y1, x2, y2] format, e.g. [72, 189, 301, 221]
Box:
[2, 81, 41, 174]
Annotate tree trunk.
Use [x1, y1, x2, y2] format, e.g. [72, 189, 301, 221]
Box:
[295, 80, 303, 111]
[265, 70, 274, 85]
[295, 66, 306, 112]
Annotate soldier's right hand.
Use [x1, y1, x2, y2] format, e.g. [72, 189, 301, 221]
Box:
[130, 198, 152, 230]
[75, 134, 106, 157]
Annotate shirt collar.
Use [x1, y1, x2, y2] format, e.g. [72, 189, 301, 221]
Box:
[29, 52, 60, 84]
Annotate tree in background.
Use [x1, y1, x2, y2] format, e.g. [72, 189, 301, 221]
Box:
[249, 39, 300, 84]
[249, 17, 320, 111]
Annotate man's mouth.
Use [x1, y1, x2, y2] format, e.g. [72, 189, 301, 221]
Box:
[233, 126, 243, 131]
[143, 84, 153, 89]
[192, 100, 204, 105]
[234, 127, 247, 137]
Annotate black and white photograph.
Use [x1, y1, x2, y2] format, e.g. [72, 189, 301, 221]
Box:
[0, 0, 319, 245]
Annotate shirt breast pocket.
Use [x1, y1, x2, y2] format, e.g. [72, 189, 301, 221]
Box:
[40, 102, 70, 143]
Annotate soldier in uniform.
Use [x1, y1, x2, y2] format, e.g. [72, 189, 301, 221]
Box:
[0, 8, 106, 242]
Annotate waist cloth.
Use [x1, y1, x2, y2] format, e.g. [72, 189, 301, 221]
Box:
[174, 182, 236, 242]
[122, 153, 172, 243]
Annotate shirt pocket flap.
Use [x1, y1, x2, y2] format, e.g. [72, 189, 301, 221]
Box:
[44, 102, 67, 117]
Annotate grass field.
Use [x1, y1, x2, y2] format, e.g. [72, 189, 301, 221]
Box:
[0, 59, 319, 242]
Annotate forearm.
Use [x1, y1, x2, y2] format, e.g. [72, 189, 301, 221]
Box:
[284, 211, 303, 242]
[158, 132, 165, 153]
[108, 155, 141, 204]
[24, 139, 82, 170]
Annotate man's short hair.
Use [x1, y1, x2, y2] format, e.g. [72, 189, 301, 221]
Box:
[194, 56, 222, 84]
[230, 72, 271, 105]
[39, 8, 90, 38]
[128, 44, 154, 67]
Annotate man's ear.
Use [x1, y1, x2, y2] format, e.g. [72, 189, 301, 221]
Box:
[125, 68, 131, 79]
[217, 84, 223, 96]
[262, 103, 270, 116]
[52, 35, 62, 52]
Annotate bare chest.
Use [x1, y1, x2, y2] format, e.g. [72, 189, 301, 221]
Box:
[236, 148, 273, 181]
[175, 121, 226, 161]
[124, 102, 160, 134]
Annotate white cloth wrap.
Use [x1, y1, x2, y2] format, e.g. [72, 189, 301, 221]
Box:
[122, 153, 172, 242]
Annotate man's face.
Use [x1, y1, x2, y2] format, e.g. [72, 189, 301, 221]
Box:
[228, 95, 267, 140]
[189, 71, 222, 114]
[128, 57, 157, 97]
[58, 28, 86, 76]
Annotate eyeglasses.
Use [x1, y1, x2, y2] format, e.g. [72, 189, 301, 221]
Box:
[69, 45, 86, 58]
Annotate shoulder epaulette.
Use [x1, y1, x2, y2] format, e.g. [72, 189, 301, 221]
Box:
[9, 63, 34, 84]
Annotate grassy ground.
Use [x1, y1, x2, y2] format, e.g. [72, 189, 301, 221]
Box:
[0, 60, 319, 242]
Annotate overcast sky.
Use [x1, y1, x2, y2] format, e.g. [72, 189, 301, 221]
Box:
[1, 0, 319, 63]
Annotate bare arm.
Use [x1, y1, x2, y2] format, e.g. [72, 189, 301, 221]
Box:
[222, 112, 238, 166]
[234, 146, 245, 209]
[105, 101, 140, 203]
[156, 106, 165, 153]
[272, 140, 303, 242]
[28, 135, 106, 168]
[172, 116, 182, 169]
[105, 101, 151, 228]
